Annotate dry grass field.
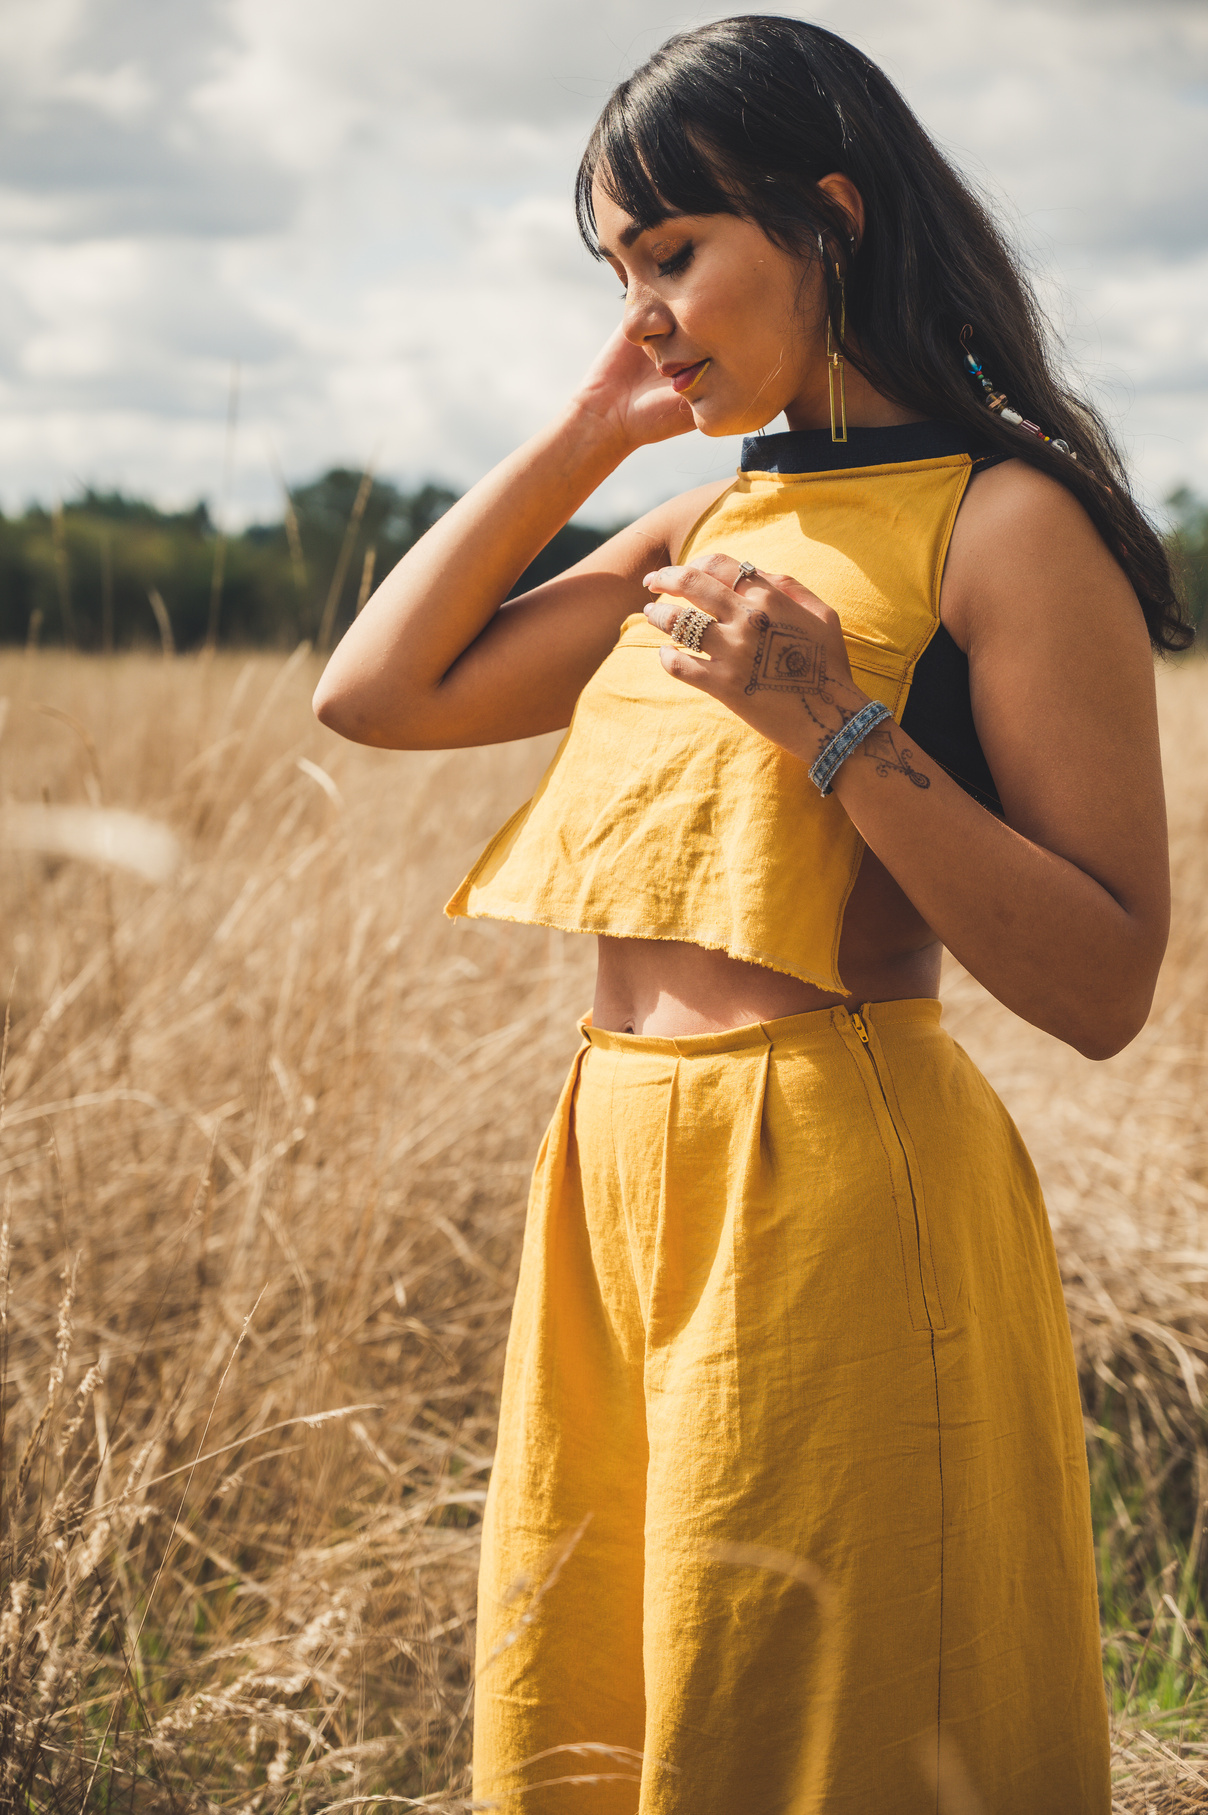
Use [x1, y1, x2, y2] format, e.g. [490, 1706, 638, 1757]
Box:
[2, 644, 1208, 1812]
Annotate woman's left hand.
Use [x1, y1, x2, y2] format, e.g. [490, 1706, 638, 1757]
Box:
[641, 553, 872, 766]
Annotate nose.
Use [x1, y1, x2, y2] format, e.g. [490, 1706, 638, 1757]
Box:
[622, 281, 673, 349]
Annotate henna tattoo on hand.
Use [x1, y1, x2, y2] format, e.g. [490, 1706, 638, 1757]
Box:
[745, 613, 828, 698]
[740, 612, 928, 794]
[744, 612, 861, 736]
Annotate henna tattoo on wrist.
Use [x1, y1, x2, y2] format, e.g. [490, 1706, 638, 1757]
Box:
[859, 722, 931, 789]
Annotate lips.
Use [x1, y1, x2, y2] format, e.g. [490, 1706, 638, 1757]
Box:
[668, 359, 711, 395]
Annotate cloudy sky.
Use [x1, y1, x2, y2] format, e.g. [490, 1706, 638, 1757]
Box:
[0, 0, 1205, 529]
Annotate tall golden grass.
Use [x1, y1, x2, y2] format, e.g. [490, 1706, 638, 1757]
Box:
[2, 645, 1208, 1812]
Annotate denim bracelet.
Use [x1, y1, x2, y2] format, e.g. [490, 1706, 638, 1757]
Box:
[808, 700, 892, 796]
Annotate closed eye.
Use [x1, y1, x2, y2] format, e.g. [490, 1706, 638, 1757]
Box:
[657, 243, 694, 279]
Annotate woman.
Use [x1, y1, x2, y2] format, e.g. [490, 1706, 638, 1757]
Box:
[315, 17, 1186, 1813]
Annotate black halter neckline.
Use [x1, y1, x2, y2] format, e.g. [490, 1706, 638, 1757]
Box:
[739, 421, 992, 475]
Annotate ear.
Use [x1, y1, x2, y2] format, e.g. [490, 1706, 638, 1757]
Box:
[815, 172, 865, 253]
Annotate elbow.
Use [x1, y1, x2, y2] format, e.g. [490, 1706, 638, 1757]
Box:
[1072, 1023, 1140, 1063]
[311, 672, 430, 750]
[1051, 902, 1169, 1061]
[311, 677, 386, 746]
[312, 674, 359, 740]
[311, 656, 385, 744]
[1065, 973, 1160, 1062]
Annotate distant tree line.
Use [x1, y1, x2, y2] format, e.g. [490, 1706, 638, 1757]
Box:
[0, 469, 617, 655]
[1, 469, 1205, 653]
[1166, 488, 1208, 640]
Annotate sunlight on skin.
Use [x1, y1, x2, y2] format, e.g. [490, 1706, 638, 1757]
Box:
[582, 175, 940, 1038]
[313, 170, 1168, 1056]
[589, 171, 922, 442]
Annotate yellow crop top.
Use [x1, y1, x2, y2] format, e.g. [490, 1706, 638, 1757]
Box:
[446, 422, 983, 992]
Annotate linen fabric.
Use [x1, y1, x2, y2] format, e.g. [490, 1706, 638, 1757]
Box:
[473, 1000, 1111, 1814]
[446, 433, 976, 993]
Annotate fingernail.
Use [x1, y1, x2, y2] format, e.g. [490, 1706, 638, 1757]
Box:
[642, 571, 663, 590]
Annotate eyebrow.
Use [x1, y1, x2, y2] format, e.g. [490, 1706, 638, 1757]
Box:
[598, 213, 682, 258]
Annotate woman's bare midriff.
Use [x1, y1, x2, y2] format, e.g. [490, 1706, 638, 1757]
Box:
[592, 847, 943, 1035]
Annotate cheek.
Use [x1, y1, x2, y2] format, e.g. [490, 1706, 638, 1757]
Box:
[747, 270, 805, 351]
[678, 262, 746, 342]
[698, 271, 799, 374]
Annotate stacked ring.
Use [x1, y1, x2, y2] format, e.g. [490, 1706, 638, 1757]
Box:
[670, 605, 715, 654]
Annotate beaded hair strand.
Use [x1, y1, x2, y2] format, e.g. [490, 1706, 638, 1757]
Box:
[577, 15, 1193, 652]
[960, 326, 1075, 460]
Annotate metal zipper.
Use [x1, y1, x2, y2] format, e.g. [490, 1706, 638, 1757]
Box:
[849, 1011, 938, 1330]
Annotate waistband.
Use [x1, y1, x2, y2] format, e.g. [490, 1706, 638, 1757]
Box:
[579, 996, 944, 1059]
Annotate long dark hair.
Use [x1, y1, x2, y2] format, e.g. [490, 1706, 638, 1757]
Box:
[576, 16, 1190, 653]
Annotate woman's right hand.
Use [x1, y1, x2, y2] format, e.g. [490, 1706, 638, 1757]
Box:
[315, 327, 707, 753]
[572, 325, 699, 452]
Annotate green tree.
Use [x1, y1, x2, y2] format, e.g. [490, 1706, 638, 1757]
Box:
[0, 470, 619, 651]
[1167, 487, 1208, 638]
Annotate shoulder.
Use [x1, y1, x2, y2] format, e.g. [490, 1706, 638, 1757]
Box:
[536, 475, 736, 596]
[625, 476, 736, 568]
[937, 459, 1163, 889]
[942, 456, 1147, 663]
[951, 455, 1098, 555]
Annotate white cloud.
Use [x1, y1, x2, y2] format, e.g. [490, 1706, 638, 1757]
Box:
[0, 0, 1203, 526]
[55, 59, 155, 123]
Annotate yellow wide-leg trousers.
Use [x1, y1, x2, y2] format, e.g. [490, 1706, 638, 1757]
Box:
[473, 1000, 1110, 1814]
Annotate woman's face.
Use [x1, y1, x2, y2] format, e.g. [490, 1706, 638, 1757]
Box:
[592, 177, 840, 437]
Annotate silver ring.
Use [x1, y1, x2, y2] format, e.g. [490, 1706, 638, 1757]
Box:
[735, 561, 758, 584]
[670, 605, 714, 654]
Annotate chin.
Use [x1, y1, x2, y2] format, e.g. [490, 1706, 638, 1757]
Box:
[691, 395, 784, 439]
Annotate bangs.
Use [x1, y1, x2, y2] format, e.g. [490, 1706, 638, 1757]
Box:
[575, 86, 739, 256]
[569, 15, 1191, 651]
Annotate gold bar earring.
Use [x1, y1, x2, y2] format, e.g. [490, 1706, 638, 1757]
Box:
[827, 267, 847, 444]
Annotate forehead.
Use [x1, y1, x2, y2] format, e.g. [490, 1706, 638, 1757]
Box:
[591, 176, 678, 253]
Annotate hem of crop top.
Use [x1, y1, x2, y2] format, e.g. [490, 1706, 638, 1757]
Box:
[448, 421, 1003, 982]
[447, 896, 851, 993]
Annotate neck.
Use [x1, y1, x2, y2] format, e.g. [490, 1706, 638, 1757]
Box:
[782, 349, 922, 434]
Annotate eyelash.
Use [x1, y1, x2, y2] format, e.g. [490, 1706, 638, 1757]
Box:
[657, 243, 694, 279]
[615, 241, 696, 300]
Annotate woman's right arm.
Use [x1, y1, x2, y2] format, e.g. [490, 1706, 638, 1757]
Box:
[312, 330, 711, 750]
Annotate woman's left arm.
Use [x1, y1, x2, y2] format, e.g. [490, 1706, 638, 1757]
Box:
[641, 464, 1171, 1060]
